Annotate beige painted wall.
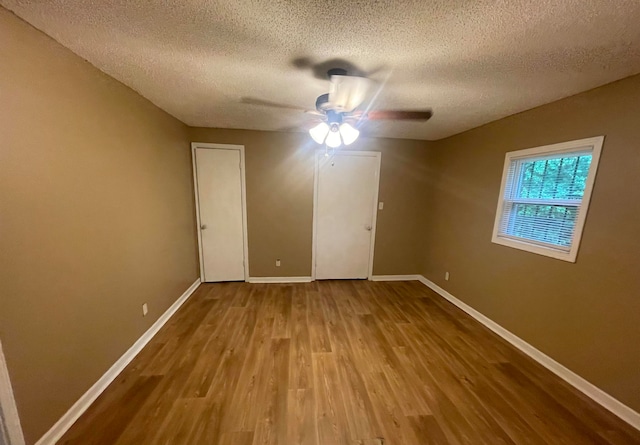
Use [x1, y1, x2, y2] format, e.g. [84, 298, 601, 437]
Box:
[189, 128, 435, 277]
[0, 9, 198, 443]
[421, 74, 640, 411]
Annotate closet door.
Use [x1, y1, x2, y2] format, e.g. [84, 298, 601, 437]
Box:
[314, 151, 380, 279]
[194, 147, 246, 282]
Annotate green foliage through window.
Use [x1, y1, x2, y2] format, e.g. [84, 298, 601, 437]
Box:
[518, 155, 591, 200]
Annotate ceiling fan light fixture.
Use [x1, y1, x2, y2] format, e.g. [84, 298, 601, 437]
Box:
[339, 123, 359, 145]
[309, 122, 330, 144]
[325, 124, 342, 148]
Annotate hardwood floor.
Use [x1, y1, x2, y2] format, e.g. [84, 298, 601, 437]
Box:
[58, 280, 640, 444]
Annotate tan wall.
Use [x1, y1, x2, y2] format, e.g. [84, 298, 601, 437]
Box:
[189, 128, 434, 277]
[0, 9, 198, 443]
[422, 74, 640, 411]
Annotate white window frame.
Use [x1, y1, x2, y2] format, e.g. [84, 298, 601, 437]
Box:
[491, 136, 604, 262]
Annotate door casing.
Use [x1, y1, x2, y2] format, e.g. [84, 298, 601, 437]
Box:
[0, 339, 25, 445]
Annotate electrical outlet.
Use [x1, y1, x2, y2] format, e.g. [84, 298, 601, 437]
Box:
[142, 303, 148, 316]
[445, 272, 450, 281]
[276, 259, 281, 267]
[378, 202, 384, 210]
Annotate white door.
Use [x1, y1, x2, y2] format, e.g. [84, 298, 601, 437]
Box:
[314, 151, 380, 279]
[194, 147, 246, 282]
[0, 416, 6, 445]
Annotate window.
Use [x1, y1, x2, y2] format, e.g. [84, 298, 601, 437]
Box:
[491, 136, 603, 262]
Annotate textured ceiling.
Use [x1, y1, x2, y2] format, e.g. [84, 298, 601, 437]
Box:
[3, 0, 640, 140]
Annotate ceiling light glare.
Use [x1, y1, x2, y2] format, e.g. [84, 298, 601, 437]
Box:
[309, 122, 330, 144]
[339, 123, 359, 145]
[325, 125, 342, 148]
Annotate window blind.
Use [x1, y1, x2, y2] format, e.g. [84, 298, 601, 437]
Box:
[497, 150, 593, 250]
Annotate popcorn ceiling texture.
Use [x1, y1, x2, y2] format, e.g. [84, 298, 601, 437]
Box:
[3, 0, 640, 140]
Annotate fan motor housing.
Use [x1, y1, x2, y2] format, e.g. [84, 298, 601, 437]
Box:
[327, 68, 347, 77]
[315, 93, 330, 111]
[315, 94, 343, 125]
[315, 68, 349, 112]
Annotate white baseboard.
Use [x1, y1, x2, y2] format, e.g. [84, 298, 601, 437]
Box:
[35, 279, 201, 445]
[0, 341, 25, 445]
[370, 274, 421, 282]
[247, 276, 313, 283]
[416, 275, 640, 431]
[248, 275, 422, 284]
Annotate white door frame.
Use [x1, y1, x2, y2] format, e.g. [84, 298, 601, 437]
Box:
[0, 340, 25, 445]
[312, 150, 382, 281]
[191, 142, 250, 282]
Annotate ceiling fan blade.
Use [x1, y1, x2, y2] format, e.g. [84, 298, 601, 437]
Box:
[240, 97, 311, 112]
[328, 75, 373, 112]
[366, 110, 433, 121]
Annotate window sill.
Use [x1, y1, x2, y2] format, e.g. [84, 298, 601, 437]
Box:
[491, 235, 578, 263]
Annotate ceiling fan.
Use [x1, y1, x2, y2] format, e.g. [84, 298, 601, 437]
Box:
[241, 68, 432, 148]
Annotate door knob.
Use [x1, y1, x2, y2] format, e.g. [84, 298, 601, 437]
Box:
[200, 224, 207, 230]
[365, 225, 372, 231]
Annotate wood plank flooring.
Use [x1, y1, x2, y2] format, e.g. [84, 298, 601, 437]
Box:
[58, 280, 640, 444]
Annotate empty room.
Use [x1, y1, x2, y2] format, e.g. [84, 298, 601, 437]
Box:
[1, 1, 639, 444]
